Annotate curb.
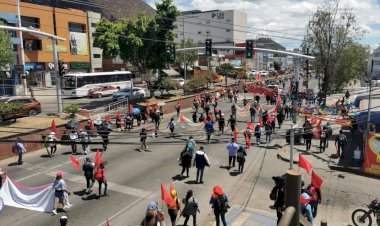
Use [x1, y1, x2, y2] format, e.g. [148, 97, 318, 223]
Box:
[277, 152, 299, 164]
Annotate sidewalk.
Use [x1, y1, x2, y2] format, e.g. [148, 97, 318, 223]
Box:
[217, 206, 277, 226]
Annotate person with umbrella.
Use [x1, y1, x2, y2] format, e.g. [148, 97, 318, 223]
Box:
[97, 121, 112, 151]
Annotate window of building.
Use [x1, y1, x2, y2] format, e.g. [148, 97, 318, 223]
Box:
[374, 52, 380, 58]
[226, 29, 231, 32]
[226, 19, 231, 22]
[91, 23, 97, 28]
[206, 20, 210, 24]
[198, 31, 202, 35]
[21, 16, 40, 28]
[68, 22, 86, 33]
[226, 39, 232, 43]
[93, 54, 101, 58]
[24, 39, 42, 51]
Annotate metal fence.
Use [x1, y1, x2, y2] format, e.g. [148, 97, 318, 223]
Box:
[89, 98, 129, 119]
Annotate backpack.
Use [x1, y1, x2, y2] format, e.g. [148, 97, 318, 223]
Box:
[237, 151, 245, 161]
[187, 141, 194, 151]
[215, 195, 227, 212]
[338, 134, 347, 145]
[12, 143, 19, 154]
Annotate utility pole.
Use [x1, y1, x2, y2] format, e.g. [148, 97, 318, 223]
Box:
[16, 0, 26, 95]
[53, 39, 63, 113]
[289, 123, 294, 169]
[182, 17, 186, 81]
[285, 170, 301, 226]
[292, 57, 300, 124]
[364, 60, 374, 157]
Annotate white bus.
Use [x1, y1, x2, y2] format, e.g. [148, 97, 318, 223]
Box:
[61, 71, 133, 98]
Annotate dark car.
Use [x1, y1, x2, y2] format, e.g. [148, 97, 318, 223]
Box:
[0, 96, 42, 123]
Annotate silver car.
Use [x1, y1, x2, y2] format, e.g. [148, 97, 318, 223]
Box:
[112, 87, 146, 101]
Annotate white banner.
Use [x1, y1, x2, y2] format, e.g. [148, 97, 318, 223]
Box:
[0, 176, 55, 213]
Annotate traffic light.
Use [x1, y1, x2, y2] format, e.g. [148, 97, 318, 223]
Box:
[169, 43, 176, 61]
[205, 39, 212, 57]
[246, 40, 253, 59]
[253, 42, 256, 59]
[58, 60, 65, 77]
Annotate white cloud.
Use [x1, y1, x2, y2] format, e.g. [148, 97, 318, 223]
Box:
[167, 0, 380, 48]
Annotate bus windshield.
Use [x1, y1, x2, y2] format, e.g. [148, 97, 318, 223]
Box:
[62, 76, 76, 90]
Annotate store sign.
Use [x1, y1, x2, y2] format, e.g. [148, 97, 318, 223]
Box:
[45, 45, 68, 52]
[25, 63, 45, 72]
[70, 62, 90, 69]
[69, 32, 88, 55]
[363, 133, 380, 176]
[14, 65, 24, 74]
[212, 11, 224, 19]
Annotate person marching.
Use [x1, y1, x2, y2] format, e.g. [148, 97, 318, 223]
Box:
[94, 161, 108, 198]
[192, 112, 197, 123]
[249, 104, 256, 123]
[226, 138, 239, 170]
[204, 119, 214, 144]
[140, 128, 148, 151]
[227, 115, 236, 135]
[79, 129, 89, 155]
[193, 146, 210, 184]
[175, 102, 181, 117]
[83, 157, 95, 193]
[69, 130, 78, 155]
[335, 130, 347, 158]
[167, 188, 182, 226]
[265, 122, 272, 143]
[52, 171, 68, 215]
[12, 138, 27, 165]
[254, 124, 261, 145]
[231, 104, 237, 118]
[209, 185, 229, 226]
[182, 190, 199, 226]
[237, 144, 247, 174]
[179, 146, 192, 180]
[218, 113, 226, 134]
[48, 132, 58, 157]
[167, 117, 176, 137]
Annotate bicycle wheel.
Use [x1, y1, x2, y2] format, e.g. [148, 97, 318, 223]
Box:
[352, 209, 372, 226]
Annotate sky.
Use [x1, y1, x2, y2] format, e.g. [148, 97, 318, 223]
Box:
[147, 0, 380, 51]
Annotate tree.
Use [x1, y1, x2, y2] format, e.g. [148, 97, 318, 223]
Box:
[94, 0, 179, 75]
[157, 76, 178, 95]
[273, 61, 281, 71]
[64, 104, 80, 117]
[216, 63, 237, 86]
[303, 1, 369, 97]
[0, 26, 15, 70]
[176, 38, 198, 65]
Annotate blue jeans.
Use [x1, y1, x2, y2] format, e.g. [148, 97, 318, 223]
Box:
[196, 167, 205, 182]
[18, 152, 23, 164]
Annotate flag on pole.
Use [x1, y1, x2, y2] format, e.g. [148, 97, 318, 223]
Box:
[311, 117, 318, 125]
[234, 128, 238, 141]
[245, 133, 250, 149]
[179, 114, 186, 123]
[116, 111, 121, 120]
[95, 149, 103, 167]
[70, 155, 80, 169]
[161, 184, 175, 206]
[298, 154, 312, 173]
[267, 114, 272, 124]
[259, 117, 263, 127]
[51, 120, 57, 134]
[246, 121, 255, 130]
[129, 104, 133, 113]
[311, 171, 323, 189]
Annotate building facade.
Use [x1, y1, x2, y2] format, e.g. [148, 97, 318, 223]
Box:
[87, 11, 102, 72]
[174, 10, 247, 46]
[369, 46, 380, 79]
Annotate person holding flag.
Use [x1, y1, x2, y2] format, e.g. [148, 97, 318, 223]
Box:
[94, 161, 108, 198]
[83, 157, 95, 193]
[167, 186, 182, 226]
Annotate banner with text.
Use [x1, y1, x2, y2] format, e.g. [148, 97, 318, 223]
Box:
[363, 133, 380, 176]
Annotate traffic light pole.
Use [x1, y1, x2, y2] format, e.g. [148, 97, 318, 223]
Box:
[53, 39, 63, 113]
[292, 57, 300, 124]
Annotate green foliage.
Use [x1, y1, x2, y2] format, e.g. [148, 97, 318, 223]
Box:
[176, 38, 198, 64]
[0, 102, 24, 114]
[216, 63, 237, 79]
[273, 61, 281, 71]
[94, 0, 179, 74]
[0, 24, 15, 69]
[64, 104, 80, 116]
[157, 76, 178, 94]
[303, 2, 369, 95]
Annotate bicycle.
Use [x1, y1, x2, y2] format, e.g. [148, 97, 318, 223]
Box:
[352, 198, 380, 226]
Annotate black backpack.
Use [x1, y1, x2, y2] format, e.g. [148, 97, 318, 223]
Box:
[215, 195, 227, 212]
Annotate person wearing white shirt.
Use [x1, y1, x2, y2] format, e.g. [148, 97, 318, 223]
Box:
[226, 138, 239, 169]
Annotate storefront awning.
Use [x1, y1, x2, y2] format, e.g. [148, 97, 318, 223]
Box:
[162, 69, 179, 76]
[358, 111, 380, 126]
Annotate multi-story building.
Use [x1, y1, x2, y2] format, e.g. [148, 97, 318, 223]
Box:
[368, 46, 380, 79]
[87, 11, 102, 72]
[174, 10, 247, 46]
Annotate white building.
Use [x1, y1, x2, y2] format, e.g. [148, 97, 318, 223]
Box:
[174, 10, 247, 46]
[87, 11, 103, 72]
[368, 46, 380, 78]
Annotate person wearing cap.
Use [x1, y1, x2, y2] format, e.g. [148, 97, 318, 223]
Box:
[209, 185, 229, 226]
[226, 138, 238, 169]
[79, 129, 89, 155]
[12, 138, 27, 165]
[83, 157, 95, 193]
[52, 171, 68, 215]
[48, 132, 58, 157]
[218, 113, 225, 134]
[167, 189, 182, 226]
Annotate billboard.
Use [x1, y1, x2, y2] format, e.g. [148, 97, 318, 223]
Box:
[363, 133, 380, 176]
[69, 32, 88, 55]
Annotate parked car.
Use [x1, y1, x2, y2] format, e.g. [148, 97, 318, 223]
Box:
[174, 78, 185, 87]
[112, 87, 146, 101]
[88, 86, 119, 98]
[0, 96, 42, 123]
[260, 70, 269, 77]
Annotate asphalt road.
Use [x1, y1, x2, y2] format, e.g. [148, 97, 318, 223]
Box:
[2, 79, 380, 226]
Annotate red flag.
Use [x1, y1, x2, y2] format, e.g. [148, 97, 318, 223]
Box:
[298, 154, 312, 173]
[259, 117, 263, 127]
[208, 113, 213, 122]
[317, 120, 322, 131]
[105, 115, 111, 122]
[95, 149, 103, 167]
[90, 119, 94, 129]
[179, 114, 186, 123]
[203, 117, 207, 124]
[51, 119, 57, 134]
[116, 111, 121, 120]
[106, 219, 110, 226]
[155, 102, 159, 109]
[246, 121, 254, 130]
[311, 117, 318, 125]
[311, 170, 323, 189]
[129, 104, 133, 113]
[70, 155, 80, 169]
[146, 101, 150, 110]
[273, 116, 277, 123]
[161, 184, 175, 206]
[312, 130, 320, 138]
[267, 114, 272, 124]
[170, 183, 174, 192]
[257, 72, 262, 81]
[301, 194, 310, 205]
[234, 128, 238, 141]
[245, 133, 250, 149]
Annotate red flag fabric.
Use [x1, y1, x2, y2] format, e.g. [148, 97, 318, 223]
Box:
[311, 170, 323, 189]
[170, 183, 174, 192]
[317, 120, 322, 131]
[51, 119, 57, 134]
[245, 133, 250, 149]
[70, 155, 80, 169]
[116, 111, 121, 120]
[259, 117, 263, 127]
[95, 149, 103, 167]
[234, 128, 238, 141]
[208, 113, 213, 122]
[267, 114, 272, 124]
[298, 154, 312, 173]
[301, 194, 310, 205]
[257, 72, 262, 81]
[179, 114, 186, 123]
[90, 120, 94, 129]
[161, 184, 175, 206]
[203, 117, 207, 124]
[146, 101, 150, 110]
[106, 219, 110, 226]
[312, 130, 320, 138]
[129, 104, 133, 113]
[105, 115, 111, 122]
[311, 117, 318, 125]
[273, 116, 277, 123]
[246, 121, 254, 130]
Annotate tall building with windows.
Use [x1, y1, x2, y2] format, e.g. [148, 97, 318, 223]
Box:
[369, 46, 380, 79]
[174, 10, 247, 46]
